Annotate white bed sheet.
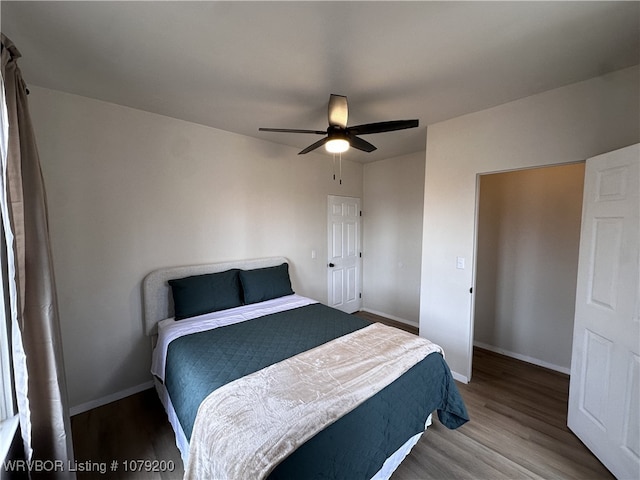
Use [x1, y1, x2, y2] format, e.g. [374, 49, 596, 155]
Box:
[151, 294, 317, 381]
[154, 378, 190, 464]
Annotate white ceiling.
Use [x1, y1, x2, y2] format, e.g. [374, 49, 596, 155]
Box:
[2, 1, 638, 163]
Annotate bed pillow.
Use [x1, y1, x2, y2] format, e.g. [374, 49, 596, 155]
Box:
[168, 269, 242, 320]
[239, 263, 294, 305]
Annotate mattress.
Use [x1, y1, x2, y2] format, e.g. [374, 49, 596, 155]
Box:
[152, 295, 468, 479]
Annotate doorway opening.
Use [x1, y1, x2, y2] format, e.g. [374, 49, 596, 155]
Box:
[472, 162, 585, 375]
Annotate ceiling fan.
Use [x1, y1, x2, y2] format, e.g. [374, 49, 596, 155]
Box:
[259, 94, 419, 155]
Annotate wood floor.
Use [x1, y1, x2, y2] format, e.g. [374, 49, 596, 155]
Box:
[391, 348, 613, 480]
[71, 320, 613, 479]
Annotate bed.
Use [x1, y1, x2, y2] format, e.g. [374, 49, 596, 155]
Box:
[143, 256, 468, 480]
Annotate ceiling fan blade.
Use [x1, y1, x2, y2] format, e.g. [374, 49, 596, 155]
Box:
[328, 94, 348, 129]
[347, 119, 419, 136]
[347, 134, 377, 153]
[259, 127, 326, 135]
[299, 137, 329, 155]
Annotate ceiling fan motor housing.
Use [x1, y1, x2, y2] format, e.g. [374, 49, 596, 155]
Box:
[327, 125, 347, 140]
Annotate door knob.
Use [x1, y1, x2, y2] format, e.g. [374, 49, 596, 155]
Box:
[328, 263, 335, 267]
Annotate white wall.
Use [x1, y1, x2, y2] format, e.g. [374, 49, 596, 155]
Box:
[28, 86, 363, 411]
[421, 66, 640, 382]
[474, 164, 585, 373]
[362, 152, 425, 326]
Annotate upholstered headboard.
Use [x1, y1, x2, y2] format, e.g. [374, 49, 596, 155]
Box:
[142, 256, 288, 336]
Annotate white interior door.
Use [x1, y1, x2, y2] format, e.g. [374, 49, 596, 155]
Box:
[327, 195, 362, 313]
[568, 144, 639, 480]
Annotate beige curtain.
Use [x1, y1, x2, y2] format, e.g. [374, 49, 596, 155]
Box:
[1, 34, 74, 478]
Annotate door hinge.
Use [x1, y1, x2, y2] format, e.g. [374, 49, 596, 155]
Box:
[359, 293, 362, 299]
[359, 252, 362, 258]
[360, 210, 362, 216]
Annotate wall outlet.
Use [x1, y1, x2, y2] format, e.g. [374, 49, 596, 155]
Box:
[456, 256, 465, 269]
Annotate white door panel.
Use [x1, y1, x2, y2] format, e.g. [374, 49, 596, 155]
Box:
[568, 144, 639, 480]
[328, 195, 362, 313]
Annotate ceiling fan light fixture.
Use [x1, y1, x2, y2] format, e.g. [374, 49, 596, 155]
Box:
[325, 138, 350, 154]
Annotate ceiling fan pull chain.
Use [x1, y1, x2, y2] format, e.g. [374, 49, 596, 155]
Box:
[333, 154, 336, 181]
[339, 153, 342, 185]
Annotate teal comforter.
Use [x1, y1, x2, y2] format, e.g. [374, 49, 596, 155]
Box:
[164, 303, 468, 479]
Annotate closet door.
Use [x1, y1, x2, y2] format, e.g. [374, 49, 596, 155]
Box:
[568, 144, 639, 479]
[327, 195, 362, 313]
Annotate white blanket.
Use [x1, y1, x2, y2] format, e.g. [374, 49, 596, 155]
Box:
[184, 322, 443, 480]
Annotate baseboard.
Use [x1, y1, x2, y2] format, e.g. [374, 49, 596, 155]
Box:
[473, 341, 571, 375]
[360, 308, 418, 329]
[450, 370, 469, 384]
[70, 380, 154, 416]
